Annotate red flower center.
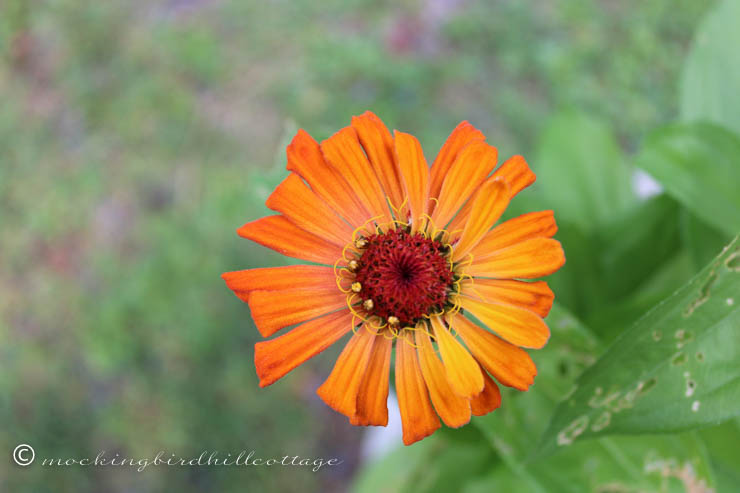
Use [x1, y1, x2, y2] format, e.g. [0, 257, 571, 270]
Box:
[354, 228, 455, 327]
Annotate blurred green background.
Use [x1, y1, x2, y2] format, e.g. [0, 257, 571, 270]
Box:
[3, 0, 738, 492]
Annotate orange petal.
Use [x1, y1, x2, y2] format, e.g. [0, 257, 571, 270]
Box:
[266, 173, 353, 246]
[415, 328, 471, 428]
[352, 112, 405, 212]
[321, 127, 392, 225]
[394, 130, 431, 233]
[449, 312, 537, 391]
[445, 201, 476, 244]
[457, 296, 550, 349]
[491, 155, 536, 197]
[254, 309, 353, 387]
[222, 265, 336, 303]
[470, 367, 502, 416]
[430, 316, 484, 398]
[466, 237, 565, 279]
[351, 335, 393, 426]
[395, 335, 441, 445]
[431, 140, 498, 229]
[470, 210, 558, 259]
[452, 179, 510, 262]
[445, 173, 517, 242]
[317, 328, 377, 418]
[248, 287, 346, 337]
[461, 278, 554, 318]
[429, 121, 486, 202]
[286, 129, 371, 227]
[237, 215, 343, 265]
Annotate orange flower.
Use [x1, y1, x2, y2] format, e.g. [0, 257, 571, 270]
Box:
[222, 112, 565, 445]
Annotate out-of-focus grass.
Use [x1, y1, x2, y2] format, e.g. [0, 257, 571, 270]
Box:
[0, 1, 709, 491]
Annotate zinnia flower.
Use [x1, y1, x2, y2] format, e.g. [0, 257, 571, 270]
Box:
[223, 112, 565, 445]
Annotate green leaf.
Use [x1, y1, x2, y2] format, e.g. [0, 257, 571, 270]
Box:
[680, 0, 740, 135]
[585, 251, 696, 344]
[597, 194, 682, 300]
[537, 236, 740, 456]
[462, 465, 525, 493]
[550, 196, 683, 337]
[681, 211, 732, 272]
[472, 303, 601, 491]
[636, 122, 740, 236]
[544, 220, 602, 317]
[698, 419, 740, 491]
[351, 431, 497, 493]
[351, 437, 435, 493]
[534, 112, 635, 232]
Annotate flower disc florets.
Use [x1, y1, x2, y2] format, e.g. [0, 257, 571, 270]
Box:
[353, 227, 455, 327]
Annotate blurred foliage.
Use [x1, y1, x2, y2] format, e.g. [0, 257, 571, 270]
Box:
[680, 0, 740, 135]
[2, 0, 737, 492]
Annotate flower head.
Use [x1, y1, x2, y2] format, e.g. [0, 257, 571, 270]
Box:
[223, 112, 565, 445]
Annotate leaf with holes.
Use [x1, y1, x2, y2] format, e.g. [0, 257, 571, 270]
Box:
[472, 433, 715, 493]
[536, 235, 740, 457]
[471, 306, 716, 492]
